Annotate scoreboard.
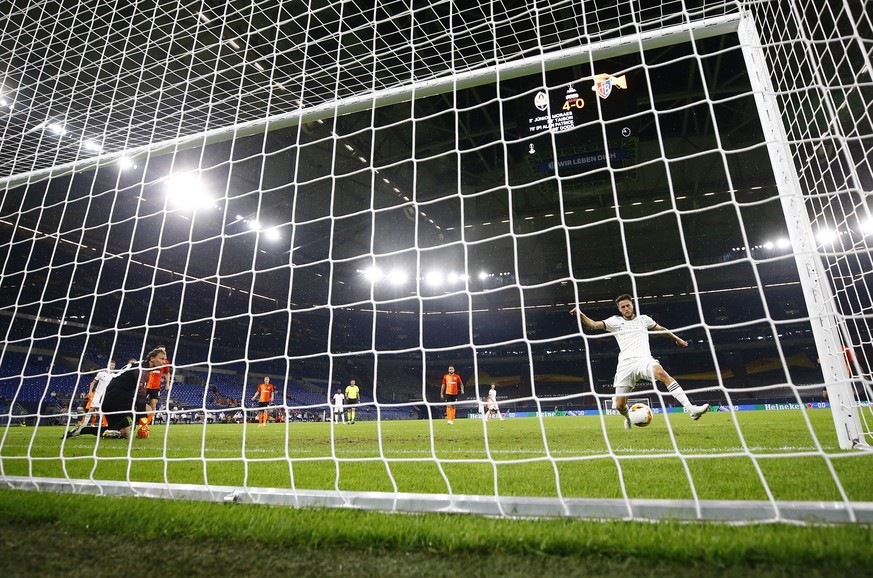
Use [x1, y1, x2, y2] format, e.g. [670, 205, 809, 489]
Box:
[523, 74, 629, 137]
[515, 71, 642, 175]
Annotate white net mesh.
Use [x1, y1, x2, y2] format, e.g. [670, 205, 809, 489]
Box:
[1, 0, 871, 523]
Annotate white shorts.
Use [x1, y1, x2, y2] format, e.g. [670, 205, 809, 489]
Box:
[612, 357, 659, 395]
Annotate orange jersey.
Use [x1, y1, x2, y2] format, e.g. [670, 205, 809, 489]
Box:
[442, 373, 463, 395]
[843, 346, 854, 372]
[146, 359, 171, 390]
[256, 383, 274, 403]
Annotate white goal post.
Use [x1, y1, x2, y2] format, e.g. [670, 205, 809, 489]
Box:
[1, 0, 871, 524]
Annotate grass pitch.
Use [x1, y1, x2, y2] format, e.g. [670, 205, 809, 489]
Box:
[1, 409, 872, 577]
[2, 408, 871, 504]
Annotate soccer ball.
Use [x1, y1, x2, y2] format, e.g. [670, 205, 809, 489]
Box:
[628, 403, 653, 427]
[136, 425, 150, 439]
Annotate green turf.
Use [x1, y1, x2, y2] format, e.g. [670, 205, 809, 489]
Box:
[1, 410, 871, 576]
[2, 409, 870, 505]
[0, 488, 870, 578]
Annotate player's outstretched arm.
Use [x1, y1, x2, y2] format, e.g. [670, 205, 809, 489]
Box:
[570, 307, 605, 330]
[653, 324, 688, 347]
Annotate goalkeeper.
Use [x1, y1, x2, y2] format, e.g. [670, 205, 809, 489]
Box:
[64, 348, 167, 439]
[571, 294, 709, 429]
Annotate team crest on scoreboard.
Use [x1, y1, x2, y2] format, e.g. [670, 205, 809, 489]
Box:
[533, 91, 548, 111]
[591, 74, 627, 100]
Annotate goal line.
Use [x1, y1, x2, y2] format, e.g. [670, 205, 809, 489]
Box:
[5, 476, 871, 524]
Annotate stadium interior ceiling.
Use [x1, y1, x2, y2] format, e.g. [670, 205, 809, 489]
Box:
[0, 0, 842, 390]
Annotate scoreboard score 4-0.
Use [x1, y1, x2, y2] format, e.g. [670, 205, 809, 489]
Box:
[524, 74, 629, 136]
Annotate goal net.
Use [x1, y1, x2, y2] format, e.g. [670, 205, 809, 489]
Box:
[1, 0, 871, 523]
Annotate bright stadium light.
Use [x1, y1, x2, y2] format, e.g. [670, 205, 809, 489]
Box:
[362, 266, 384, 283]
[776, 237, 791, 249]
[166, 173, 213, 210]
[859, 217, 873, 236]
[119, 156, 137, 170]
[46, 122, 67, 136]
[478, 271, 489, 280]
[816, 228, 838, 245]
[387, 268, 407, 286]
[424, 270, 443, 286]
[81, 139, 102, 152]
[248, 220, 263, 231]
[265, 227, 281, 241]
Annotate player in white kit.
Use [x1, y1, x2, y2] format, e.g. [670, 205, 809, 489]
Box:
[89, 360, 117, 415]
[66, 360, 116, 437]
[332, 388, 346, 423]
[571, 294, 709, 429]
[487, 382, 504, 421]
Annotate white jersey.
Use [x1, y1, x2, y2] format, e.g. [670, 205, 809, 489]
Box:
[488, 386, 497, 402]
[603, 314, 657, 362]
[91, 369, 116, 408]
[333, 393, 344, 410]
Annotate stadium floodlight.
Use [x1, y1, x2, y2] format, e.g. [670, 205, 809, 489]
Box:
[265, 227, 281, 241]
[362, 266, 384, 283]
[816, 228, 838, 245]
[118, 156, 137, 170]
[81, 139, 102, 152]
[46, 122, 66, 136]
[165, 173, 213, 210]
[424, 270, 443, 286]
[477, 271, 489, 280]
[387, 268, 407, 286]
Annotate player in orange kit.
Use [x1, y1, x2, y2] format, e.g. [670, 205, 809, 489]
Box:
[144, 345, 171, 425]
[440, 365, 464, 425]
[251, 376, 275, 426]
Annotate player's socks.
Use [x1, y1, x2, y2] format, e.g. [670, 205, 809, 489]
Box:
[618, 407, 631, 429]
[78, 426, 100, 436]
[667, 381, 693, 410]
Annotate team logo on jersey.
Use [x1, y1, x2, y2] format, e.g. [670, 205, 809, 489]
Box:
[591, 74, 627, 99]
